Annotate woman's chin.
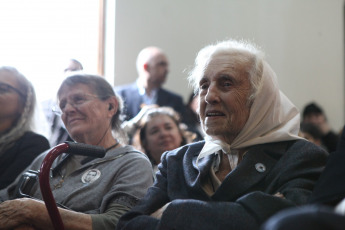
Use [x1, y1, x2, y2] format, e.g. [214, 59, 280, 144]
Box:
[68, 130, 85, 142]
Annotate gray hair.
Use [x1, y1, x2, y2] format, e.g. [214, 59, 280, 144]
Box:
[57, 74, 126, 141]
[188, 39, 265, 103]
[0, 66, 36, 152]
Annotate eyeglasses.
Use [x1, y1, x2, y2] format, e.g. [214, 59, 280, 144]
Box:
[0, 82, 25, 98]
[53, 93, 100, 116]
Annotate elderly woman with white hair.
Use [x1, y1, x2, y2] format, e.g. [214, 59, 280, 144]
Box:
[0, 66, 50, 189]
[117, 39, 328, 230]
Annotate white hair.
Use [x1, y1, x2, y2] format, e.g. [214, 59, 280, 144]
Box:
[188, 39, 265, 103]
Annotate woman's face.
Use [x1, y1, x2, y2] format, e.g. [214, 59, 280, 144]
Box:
[0, 72, 24, 126]
[144, 114, 183, 164]
[198, 53, 252, 144]
[58, 83, 113, 144]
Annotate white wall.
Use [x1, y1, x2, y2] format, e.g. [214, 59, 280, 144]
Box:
[113, 0, 344, 132]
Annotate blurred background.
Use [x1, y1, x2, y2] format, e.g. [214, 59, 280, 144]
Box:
[0, 0, 344, 132]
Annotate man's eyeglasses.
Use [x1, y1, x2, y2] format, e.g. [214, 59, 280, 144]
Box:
[52, 93, 99, 116]
[0, 82, 25, 98]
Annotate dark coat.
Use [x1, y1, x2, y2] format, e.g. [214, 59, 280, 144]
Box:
[0, 131, 50, 189]
[116, 139, 327, 230]
[260, 127, 345, 230]
[309, 126, 345, 205]
[115, 83, 186, 121]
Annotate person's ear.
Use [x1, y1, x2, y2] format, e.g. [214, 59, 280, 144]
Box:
[107, 97, 118, 115]
[143, 63, 149, 72]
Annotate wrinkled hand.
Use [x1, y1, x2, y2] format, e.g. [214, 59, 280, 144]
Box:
[0, 198, 44, 230]
[150, 202, 171, 219]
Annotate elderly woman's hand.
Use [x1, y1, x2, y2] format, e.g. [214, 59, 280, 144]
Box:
[0, 198, 47, 230]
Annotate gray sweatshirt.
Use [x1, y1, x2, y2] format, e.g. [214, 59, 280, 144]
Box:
[0, 145, 154, 229]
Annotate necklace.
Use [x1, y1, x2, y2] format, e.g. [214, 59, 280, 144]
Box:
[106, 141, 119, 152]
[52, 141, 119, 190]
[53, 177, 65, 190]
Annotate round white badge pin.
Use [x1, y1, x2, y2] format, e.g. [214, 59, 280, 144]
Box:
[81, 169, 101, 184]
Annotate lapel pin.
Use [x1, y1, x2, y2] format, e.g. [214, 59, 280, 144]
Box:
[255, 163, 266, 173]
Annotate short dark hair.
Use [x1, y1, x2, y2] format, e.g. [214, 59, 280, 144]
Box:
[302, 102, 323, 118]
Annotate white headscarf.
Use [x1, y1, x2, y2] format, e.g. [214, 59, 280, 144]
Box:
[197, 61, 302, 165]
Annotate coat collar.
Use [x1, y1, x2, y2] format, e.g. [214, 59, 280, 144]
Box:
[188, 141, 288, 201]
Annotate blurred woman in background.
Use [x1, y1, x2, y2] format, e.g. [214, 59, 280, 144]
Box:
[0, 66, 50, 189]
[137, 106, 195, 171]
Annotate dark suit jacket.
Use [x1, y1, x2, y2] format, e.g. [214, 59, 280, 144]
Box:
[309, 126, 345, 205]
[115, 83, 186, 121]
[116, 139, 327, 230]
[0, 131, 50, 189]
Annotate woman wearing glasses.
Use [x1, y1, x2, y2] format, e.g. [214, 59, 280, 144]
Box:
[0, 66, 50, 189]
[0, 74, 154, 230]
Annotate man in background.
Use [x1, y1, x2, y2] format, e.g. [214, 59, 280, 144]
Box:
[115, 47, 185, 121]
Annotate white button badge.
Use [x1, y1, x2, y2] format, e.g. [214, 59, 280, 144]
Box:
[255, 163, 266, 173]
